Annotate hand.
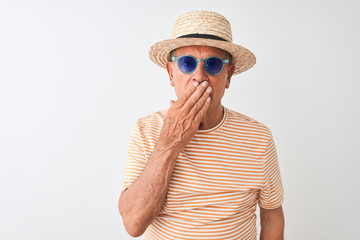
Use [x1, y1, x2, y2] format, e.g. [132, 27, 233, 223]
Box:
[158, 81, 212, 152]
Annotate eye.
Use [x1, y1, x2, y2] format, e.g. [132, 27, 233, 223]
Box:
[205, 57, 223, 75]
[178, 56, 197, 73]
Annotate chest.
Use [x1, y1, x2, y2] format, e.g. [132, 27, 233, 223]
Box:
[169, 134, 265, 193]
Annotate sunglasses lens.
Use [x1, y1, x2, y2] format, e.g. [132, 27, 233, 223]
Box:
[178, 56, 197, 74]
[205, 57, 223, 75]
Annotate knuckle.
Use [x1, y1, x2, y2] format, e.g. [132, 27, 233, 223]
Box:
[193, 102, 202, 110]
[180, 96, 188, 102]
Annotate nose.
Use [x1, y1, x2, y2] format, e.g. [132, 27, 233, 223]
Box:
[191, 61, 209, 83]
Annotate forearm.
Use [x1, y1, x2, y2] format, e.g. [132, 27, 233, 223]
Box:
[260, 207, 284, 240]
[118, 142, 180, 237]
[119, 81, 212, 237]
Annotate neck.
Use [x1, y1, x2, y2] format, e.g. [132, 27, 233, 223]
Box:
[198, 104, 224, 130]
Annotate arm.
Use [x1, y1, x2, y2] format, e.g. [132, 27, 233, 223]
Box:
[118, 81, 212, 237]
[259, 206, 285, 240]
[118, 142, 180, 237]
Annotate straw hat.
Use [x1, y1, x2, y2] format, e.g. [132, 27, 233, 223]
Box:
[148, 10, 256, 75]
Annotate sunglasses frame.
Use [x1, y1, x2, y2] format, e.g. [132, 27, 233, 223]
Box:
[171, 55, 229, 76]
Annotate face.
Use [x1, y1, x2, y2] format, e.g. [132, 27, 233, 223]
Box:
[166, 46, 235, 108]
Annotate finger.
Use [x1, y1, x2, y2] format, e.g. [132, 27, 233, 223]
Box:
[183, 81, 211, 113]
[188, 84, 212, 117]
[193, 96, 211, 125]
[169, 100, 175, 107]
[174, 81, 199, 107]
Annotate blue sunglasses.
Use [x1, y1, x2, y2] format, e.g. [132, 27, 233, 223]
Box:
[171, 55, 229, 76]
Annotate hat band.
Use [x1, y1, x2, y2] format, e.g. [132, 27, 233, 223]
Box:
[177, 33, 227, 42]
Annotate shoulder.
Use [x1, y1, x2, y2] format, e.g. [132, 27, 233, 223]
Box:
[129, 109, 168, 144]
[135, 108, 168, 130]
[225, 107, 273, 137]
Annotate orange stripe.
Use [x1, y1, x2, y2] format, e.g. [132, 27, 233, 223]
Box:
[121, 107, 284, 239]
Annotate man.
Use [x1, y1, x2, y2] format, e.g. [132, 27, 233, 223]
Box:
[118, 10, 284, 240]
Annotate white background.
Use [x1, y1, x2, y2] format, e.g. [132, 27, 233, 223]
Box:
[1, 0, 359, 239]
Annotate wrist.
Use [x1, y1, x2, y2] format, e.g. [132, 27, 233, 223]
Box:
[155, 139, 182, 157]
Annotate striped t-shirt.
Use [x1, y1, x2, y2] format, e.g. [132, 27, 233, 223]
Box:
[121, 107, 284, 240]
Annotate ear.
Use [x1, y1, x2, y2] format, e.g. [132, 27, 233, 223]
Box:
[225, 64, 235, 89]
[166, 62, 175, 87]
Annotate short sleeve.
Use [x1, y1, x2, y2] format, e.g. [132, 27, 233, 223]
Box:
[258, 133, 284, 209]
[120, 120, 148, 192]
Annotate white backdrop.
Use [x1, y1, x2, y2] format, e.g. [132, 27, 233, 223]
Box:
[1, 0, 359, 239]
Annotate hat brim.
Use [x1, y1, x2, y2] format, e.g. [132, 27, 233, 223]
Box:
[149, 38, 256, 75]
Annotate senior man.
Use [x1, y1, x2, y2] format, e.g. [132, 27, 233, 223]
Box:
[118, 10, 284, 240]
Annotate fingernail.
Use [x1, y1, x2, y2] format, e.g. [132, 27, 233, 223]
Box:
[206, 96, 211, 102]
[206, 87, 212, 93]
[202, 81, 208, 87]
[193, 82, 199, 87]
